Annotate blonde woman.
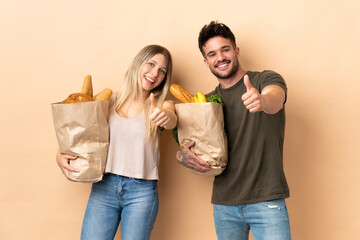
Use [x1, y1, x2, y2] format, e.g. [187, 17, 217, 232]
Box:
[56, 45, 177, 240]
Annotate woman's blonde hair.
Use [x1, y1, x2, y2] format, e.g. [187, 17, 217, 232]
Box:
[114, 45, 173, 145]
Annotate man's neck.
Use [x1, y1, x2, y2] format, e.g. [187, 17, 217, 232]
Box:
[219, 67, 246, 89]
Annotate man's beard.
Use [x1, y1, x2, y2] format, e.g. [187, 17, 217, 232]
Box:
[210, 59, 239, 79]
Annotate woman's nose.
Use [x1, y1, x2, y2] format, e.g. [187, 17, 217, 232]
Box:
[151, 68, 159, 77]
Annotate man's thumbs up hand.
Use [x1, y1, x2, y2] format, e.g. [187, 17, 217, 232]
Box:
[241, 75, 263, 113]
[243, 74, 253, 91]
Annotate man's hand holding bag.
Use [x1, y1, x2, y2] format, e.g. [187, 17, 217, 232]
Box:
[171, 84, 227, 176]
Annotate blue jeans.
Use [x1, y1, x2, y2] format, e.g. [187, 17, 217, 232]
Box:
[81, 174, 159, 240]
[213, 199, 291, 240]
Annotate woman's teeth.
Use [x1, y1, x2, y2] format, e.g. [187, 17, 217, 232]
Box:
[145, 76, 154, 84]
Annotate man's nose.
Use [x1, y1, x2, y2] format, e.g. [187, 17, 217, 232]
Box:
[217, 52, 226, 62]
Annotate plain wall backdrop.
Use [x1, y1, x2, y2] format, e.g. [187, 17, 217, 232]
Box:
[1, 0, 359, 239]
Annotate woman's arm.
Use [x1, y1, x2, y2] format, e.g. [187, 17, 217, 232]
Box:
[56, 149, 78, 181]
[150, 95, 177, 130]
[160, 100, 177, 129]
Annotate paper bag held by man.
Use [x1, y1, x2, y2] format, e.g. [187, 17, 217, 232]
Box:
[175, 102, 228, 176]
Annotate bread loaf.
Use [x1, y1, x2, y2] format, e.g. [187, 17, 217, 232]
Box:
[59, 75, 112, 104]
[61, 93, 93, 104]
[170, 84, 194, 103]
[81, 75, 93, 98]
[93, 88, 113, 101]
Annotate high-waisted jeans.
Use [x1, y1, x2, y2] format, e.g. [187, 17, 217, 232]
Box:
[81, 174, 159, 240]
[213, 199, 291, 240]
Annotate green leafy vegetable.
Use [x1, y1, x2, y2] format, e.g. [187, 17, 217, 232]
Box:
[206, 94, 224, 106]
[172, 127, 179, 145]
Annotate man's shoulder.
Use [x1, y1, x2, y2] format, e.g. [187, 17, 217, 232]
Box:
[250, 70, 285, 86]
[205, 88, 218, 98]
[249, 70, 282, 79]
[261, 70, 283, 78]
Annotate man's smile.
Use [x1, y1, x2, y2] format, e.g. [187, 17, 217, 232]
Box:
[216, 61, 230, 70]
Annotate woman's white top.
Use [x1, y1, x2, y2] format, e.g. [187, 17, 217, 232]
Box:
[105, 96, 160, 180]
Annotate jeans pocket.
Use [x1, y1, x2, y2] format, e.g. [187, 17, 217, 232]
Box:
[131, 178, 157, 185]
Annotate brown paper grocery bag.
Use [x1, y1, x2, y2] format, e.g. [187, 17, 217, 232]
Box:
[175, 102, 227, 176]
[51, 100, 109, 182]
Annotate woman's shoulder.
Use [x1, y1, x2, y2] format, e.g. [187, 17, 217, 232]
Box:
[109, 91, 119, 109]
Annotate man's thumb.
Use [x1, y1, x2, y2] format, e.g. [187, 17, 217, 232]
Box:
[243, 75, 252, 91]
[150, 93, 156, 110]
[185, 140, 196, 149]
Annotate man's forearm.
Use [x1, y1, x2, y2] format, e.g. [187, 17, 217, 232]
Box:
[260, 85, 286, 114]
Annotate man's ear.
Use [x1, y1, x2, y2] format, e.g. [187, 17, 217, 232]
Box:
[203, 58, 209, 67]
[235, 47, 240, 57]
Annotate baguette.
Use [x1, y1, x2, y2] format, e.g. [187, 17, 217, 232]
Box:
[93, 88, 113, 101]
[170, 84, 194, 103]
[81, 75, 93, 98]
[61, 93, 93, 104]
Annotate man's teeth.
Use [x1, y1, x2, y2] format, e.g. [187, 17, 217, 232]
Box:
[145, 77, 154, 83]
[218, 63, 228, 68]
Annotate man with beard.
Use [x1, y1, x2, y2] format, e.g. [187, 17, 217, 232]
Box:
[176, 21, 291, 240]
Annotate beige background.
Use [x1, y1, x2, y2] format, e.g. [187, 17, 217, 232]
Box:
[1, 0, 359, 239]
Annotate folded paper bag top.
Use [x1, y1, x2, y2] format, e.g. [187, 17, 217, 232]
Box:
[51, 100, 110, 183]
[175, 102, 228, 176]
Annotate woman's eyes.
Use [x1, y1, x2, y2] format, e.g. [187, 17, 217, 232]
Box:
[148, 62, 166, 75]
